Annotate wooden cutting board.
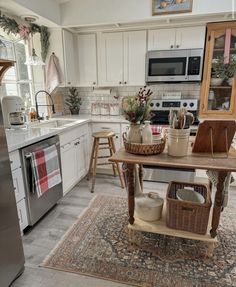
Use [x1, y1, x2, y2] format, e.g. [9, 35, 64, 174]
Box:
[192, 120, 236, 153]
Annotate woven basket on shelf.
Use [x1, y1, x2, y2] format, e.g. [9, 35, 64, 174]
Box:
[166, 181, 212, 235]
[122, 132, 166, 155]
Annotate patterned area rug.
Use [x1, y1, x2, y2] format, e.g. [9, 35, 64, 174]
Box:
[42, 195, 236, 287]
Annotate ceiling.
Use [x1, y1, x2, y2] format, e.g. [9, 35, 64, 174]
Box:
[0, 0, 59, 27]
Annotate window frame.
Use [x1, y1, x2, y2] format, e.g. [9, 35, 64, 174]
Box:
[1, 36, 36, 105]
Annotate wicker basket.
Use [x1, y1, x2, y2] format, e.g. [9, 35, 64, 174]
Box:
[123, 132, 166, 155]
[166, 181, 212, 235]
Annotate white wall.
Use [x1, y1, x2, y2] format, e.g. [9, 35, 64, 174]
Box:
[60, 0, 235, 27]
[12, 0, 61, 25]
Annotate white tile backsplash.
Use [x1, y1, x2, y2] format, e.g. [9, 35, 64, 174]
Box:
[57, 83, 201, 115]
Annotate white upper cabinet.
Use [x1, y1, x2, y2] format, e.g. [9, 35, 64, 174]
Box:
[77, 33, 97, 87]
[148, 28, 176, 50]
[175, 26, 206, 49]
[63, 29, 77, 86]
[148, 26, 206, 50]
[99, 32, 123, 86]
[123, 30, 147, 86]
[99, 30, 147, 86]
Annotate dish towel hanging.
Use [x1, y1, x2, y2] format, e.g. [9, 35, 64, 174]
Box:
[30, 145, 62, 198]
[46, 53, 63, 94]
[206, 171, 234, 207]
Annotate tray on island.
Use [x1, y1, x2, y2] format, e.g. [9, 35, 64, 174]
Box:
[122, 133, 166, 155]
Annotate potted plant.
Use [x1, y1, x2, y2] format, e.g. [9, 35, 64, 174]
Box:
[211, 55, 236, 86]
[65, 87, 82, 115]
[121, 86, 153, 143]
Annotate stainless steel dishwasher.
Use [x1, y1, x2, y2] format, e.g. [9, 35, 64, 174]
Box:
[21, 135, 63, 226]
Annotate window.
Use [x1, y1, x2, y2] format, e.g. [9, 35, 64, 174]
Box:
[0, 37, 34, 109]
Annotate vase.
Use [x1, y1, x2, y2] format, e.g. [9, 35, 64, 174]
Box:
[69, 107, 80, 115]
[168, 128, 190, 157]
[227, 78, 234, 86]
[142, 121, 153, 144]
[210, 78, 223, 86]
[127, 123, 142, 143]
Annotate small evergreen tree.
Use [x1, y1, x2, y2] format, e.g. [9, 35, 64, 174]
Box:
[65, 87, 82, 114]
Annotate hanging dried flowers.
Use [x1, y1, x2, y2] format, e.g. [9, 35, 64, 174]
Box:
[0, 11, 50, 61]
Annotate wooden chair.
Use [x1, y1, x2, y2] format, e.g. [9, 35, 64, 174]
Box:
[87, 130, 125, 193]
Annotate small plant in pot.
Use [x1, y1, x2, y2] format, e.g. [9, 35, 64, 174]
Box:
[211, 55, 236, 86]
[65, 87, 82, 115]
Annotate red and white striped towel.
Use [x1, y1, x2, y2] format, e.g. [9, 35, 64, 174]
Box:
[31, 145, 61, 198]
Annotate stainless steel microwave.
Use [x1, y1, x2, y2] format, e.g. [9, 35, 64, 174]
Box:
[146, 49, 203, 83]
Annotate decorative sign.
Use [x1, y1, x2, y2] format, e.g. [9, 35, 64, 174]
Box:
[152, 0, 193, 16]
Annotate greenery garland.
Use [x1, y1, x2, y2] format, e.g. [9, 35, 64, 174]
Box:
[0, 12, 50, 62]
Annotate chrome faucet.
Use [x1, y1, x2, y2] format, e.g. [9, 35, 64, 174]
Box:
[35, 90, 56, 120]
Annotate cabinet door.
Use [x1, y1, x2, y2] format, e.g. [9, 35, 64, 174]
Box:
[12, 168, 25, 203]
[175, 26, 206, 49]
[148, 29, 176, 50]
[100, 32, 123, 86]
[17, 199, 28, 231]
[123, 30, 147, 86]
[63, 29, 77, 86]
[60, 142, 77, 195]
[75, 135, 88, 180]
[77, 34, 97, 86]
[200, 22, 236, 118]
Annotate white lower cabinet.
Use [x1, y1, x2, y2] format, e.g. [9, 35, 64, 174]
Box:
[16, 199, 28, 231]
[9, 150, 28, 232]
[91, 123, 121, 170]
[60, 124, 89, 195]
[60, 141, 77, 194]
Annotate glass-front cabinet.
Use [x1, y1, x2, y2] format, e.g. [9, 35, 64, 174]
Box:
[200, 21, 236, 118]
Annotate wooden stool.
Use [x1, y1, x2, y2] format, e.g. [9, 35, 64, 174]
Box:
[87, 130, 125, 193]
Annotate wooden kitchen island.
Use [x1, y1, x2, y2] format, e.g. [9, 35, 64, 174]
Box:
[109, 145, 236, 255]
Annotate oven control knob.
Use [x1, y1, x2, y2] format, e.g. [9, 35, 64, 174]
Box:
[150, 103, 154, 107]
[190, 102, 194, 107]
[183, 102, 188, 107]
[155, 102, 160, 107]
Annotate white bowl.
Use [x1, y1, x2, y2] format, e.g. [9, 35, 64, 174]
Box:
[176, 188, 205, 204]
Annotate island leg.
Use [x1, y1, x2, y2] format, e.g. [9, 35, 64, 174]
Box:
[139, 164, 143, 192]
[210, 170, 228, 238]
[127, 163, 135, 225]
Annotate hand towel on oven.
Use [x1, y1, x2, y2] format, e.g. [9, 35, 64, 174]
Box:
[30, 145, 61, 198]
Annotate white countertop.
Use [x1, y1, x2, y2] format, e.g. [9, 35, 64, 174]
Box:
[6, 115, 128, 152]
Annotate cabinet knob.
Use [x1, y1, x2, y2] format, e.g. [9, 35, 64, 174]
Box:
[93, 82, 96, 85]
[119, 81, 122, 85]
[124, 81, 127, 84]
[10, 160, 13, 164]
[176, 45, 180, 48]
[68, 82, 71, 85]
[115, 135, 119, 139]
[170, 45, 174, 49]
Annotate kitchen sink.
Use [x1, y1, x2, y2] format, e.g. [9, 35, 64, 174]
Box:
[30, 119, 78, 129]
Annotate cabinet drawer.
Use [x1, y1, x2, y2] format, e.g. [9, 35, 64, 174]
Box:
[9, 150, 21, 171]
[59, 127, 79, 146]
[12, 168, 25, 203]
[92, 123, 120, 134]
[17, 199, 28, 231]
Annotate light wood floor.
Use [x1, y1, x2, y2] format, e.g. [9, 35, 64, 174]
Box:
[12, 175, 236, 287]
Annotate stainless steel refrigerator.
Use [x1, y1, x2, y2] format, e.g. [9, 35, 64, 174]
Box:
[0, 102, 25, 286]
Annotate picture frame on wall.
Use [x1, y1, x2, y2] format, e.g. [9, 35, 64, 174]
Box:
[152, 0, 193, 16]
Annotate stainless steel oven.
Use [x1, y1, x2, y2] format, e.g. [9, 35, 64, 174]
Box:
[146, 49, 203, 83]
[21, 136, 63, 226]
[143, 99, 199, 183]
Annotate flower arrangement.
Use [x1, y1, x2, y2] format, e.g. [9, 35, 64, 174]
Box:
[65, 87, 82, 115]
[121, 86, 153, 124]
